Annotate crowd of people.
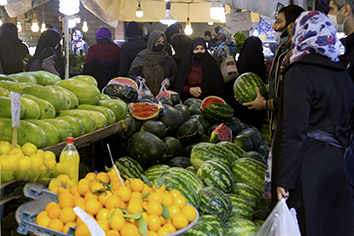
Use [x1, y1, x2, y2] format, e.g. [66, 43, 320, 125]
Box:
[1, 1, 354, 234]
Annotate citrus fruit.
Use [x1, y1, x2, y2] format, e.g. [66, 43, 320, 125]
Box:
[85, 199, 102, 215]
[48, 218, 64, 232]
[172, 213, 188, 230]
[22, 143, 37, 156]
[59, 207, 77, 224]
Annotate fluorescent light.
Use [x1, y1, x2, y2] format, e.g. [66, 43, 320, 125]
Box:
[59, 0, 80, 15]
[160, 2, 177, 26]
[210, 1, 224, 20]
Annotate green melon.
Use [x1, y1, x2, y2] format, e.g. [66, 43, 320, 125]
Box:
[233, 72, 267, 103]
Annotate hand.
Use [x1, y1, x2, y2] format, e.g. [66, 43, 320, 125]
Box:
[277, 186, 289, 200]
[189, 87, 202, 97]
[137, 76, 146, 83]
[161, 78, 170, 88]
[242, 87, 266, 110]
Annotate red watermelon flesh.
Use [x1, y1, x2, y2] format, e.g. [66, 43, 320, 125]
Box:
[201, 96, 226, 110]
[129, 102, 162, 120]
[108, 77, 139, 91]
[156, 90, 180, 105]
[210, 123, 232, 143]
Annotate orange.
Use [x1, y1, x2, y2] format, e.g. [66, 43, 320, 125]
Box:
[75, 223, 91, 236]
[96, 208, 110, 220]
[108, 208, 124, 218]
[62, 222, 77, 234]
[96, 172, 110, 184]
[105, 195, 122, 210]
[48, 218, 64, 232]
[163, 223, 176, 233]
[169, 190, 181, 198]
[141, 212, 149, 226]
[36, 211, 48, 224]
[148, 231, 158, 236]
[147, 214, 161, 232]
[120, 223, 139, 236]
[116, 186, 131, 202]
[57, 186, 67, 194]
[146, 202, 163, 216]
[168, 205, 180, 219]
[77, 178, 90, 196]
[110, 180, 123, 191]
[106, 230, 121, 236]
[160, 216, 169, 225]
[109, 214, 126, 231]
[173, 195, 186, 209]
[129, 196, 143, 206]
[120, 201, 127, 210]
[147, 192, 162, 204]
[98, 190, 113, 206]
[58, 192, 73, 202]
[85, 199, 102, 215]
[84, 191, 99, 201]
[131, 191, 142, 198]
[157, 227, 171, 236]
[36, 216, 51, 228]
[129, 179, 144, 192]
[127, 202, 143, 214]
[47, 205, 61, 219]
[59, 196, 75, 209]
[142, 184, 151, 195]
[74, 197, 86, 211]
[181, 205, 197, 222]
[91, 181, 105, 193]
[59, 207, 77, 224]
[85, 172, 97, 181]
[45, 201, 59, 212]
[70, 186, 78, 195]
[172, 213, 188, 230]
[161, 193, 173, 207]
[155, 189, 165, 196]
[97, 219, 111, 232]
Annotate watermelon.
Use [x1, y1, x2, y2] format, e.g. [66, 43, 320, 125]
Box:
[128, 102, 162, 120]
[247, 151, 266, 164]
[201, 95, 226, 110]
[198, 187, 232, 222]
[210, 123, 232, 143]
[233, 134, 253, 152]
[185, 166, 197, 174]
[253, 220, 264, 228]
[158, 104, 185, 136]
[258, 145, 271, 161]
[189, 102, 203, 115]
[157, 96, 173, 106]
[163, 167, 204, 192]
[239, 128, 262, 151]
[174, 104, 191, 122]
[190, 115, 211, 135]
[233, 72, 267, 103]
[177, 119, 204, 143]
[216, 141, 249, 165]
[156, 90, 180, 105]
[227, 194, 253, 220]
[224, 218, 258, 236]
[185, 221, 223, 236]
[103, 84, 138, 103]
[136, 94, 157, 103]
[107, 77, 139, 91]
[196, 160, 234, 193]
[121, 113, 136, 138]
[163, 136, 184, 157]
[168, 156, 190, 168]
[140, 120, 166, 139]
[202, 103, 234, 123]
[184, 98, 202, 107]
[231, 158, 267, 190]
[143, 164, 170, 182]
[224, 117, 242, 136]
[114, 156, 144, 180]
[199, 215, 224, 230]
[184, 143, 198, 158]
[190, 142, 232, 169]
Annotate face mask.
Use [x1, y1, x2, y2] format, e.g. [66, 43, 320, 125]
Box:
[73, 35, 79, 41]
[328, 7, 347, 32]
[273, 26, 289, 45]
[193, 52, 205, 60]
[153, 44, 164, 52]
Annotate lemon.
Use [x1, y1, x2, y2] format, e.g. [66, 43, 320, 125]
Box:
[0, 154, 7, 160]
[17, 157, 32, 172]
[48, 178, 62, 190]
[7, 154, 18, 169]
[0, 142, 12, 155]
[44, 158, 57, 170]
[31, 156, 44, 171]
[37, 149, 45, 159]
[66, 179, 76, 189]
[57, 174, 70, 185]
[8, 147, 25, 158]
[44, 151, 56, 160]
[21, 143, 37, 157]
[1, 159, 12, 171]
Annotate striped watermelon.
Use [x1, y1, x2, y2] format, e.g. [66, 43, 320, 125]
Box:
[163, 167, 204, 192]
[185, 221, 223, 236]
[225, 218, 258, 236]
[227, 194, 253, 220]
[190, 142, 232, 169]
[196, 160, 235, 193]
[231, 158, 266, 190]
[198, 187, 232, 222]
[200, 96, 226, 110]
[210, 123, 232, 143]
[233, 134, 253, 152]
[239, 127, 262, 151]
[114, 156, 144, 180]
[216, 141, 250, 165]
[107, 77, 139, 91]
[202, 102, 234, 123]
[162, 174, 200, 209]
[143, 164, 170, 182]
[185, 166, 197, 174]
[233, 72, 267, 103]
[199, 215, 224, 230]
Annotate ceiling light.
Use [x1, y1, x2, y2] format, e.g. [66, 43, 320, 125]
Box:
[82, 20, 88, 32]
[208, 22, 214, 25]
[0, 0, 7, 6]
[41, 21, 46, 32]
[210, 0, 224, 20]
[185, 17, 193, 36]
[68, 15, 77, 28]
[59, 0, 80, 15]
[160, 2, 177, 26]
[31, 13, 39, 32]
[136, 0, 143, 18]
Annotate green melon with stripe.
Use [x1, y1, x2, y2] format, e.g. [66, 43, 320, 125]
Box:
[77, 104, 116, 125]
[115, 156, 144, 180]
[200, 95, 226, 110]
[217, 141, 250, 165]
[162, 174, 200, 209]
[231, 158, 266, 190]
[232, 183, 270, 221]
[190, 142, 232, 169]
[233, 134, 253, 152]
[233, 72, 267, 103]
[163, 167, 204, 192]
[199, 215, 224, 231]
[202, 102, 234, 123]
[185, 166, 197, 174]
[143, 164, 170, 182]
[198, 186, 232, 222]
[227, 194, 253, 220]
[224, 218, 258, 236]
[196, 160, 234, 193]
[185, 221, 223, 236]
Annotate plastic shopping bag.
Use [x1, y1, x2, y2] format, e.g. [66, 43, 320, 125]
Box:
[256, 198, 301, 236]
[159, 84, 167, 94]
[138, 80, 152, 99]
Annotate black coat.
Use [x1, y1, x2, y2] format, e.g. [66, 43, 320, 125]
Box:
[119, 36, 147, 77]
[340, 32, 354, 80]
[272, 53, 354, 236]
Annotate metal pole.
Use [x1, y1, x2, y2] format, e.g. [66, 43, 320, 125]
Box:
[64, 15, 69, 79]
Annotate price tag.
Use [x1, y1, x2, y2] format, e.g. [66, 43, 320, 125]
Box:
[10, 92, 21, 128]
[73, 207, 105, 236]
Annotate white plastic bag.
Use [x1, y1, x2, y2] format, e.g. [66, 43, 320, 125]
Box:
[138, 80, 152, 99]
[256, 198, 301, 236]
[159, 84, 167, 94]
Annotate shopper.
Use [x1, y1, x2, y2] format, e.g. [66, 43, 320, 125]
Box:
[204, 30, 214, 50]
[26, 29, 64, 78]
[128, 30, 177, 96]
[71, 30, 88, 56]
[0, 23, 28, 74]
[119, 21, 147, 77]
[165, 23, 181, 56]
[83, 27, 121, 90]
[273, 11, 354, 236]
[171, 34, 192, 68]
[174, 38, 224, 102]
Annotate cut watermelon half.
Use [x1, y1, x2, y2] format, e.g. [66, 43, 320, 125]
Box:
[156, 90, 180, 105]
[108, 77, 139, 91]
[129, 102, 162, 120]
[210, 123, 232, 143]
[201, 96, 226, 110]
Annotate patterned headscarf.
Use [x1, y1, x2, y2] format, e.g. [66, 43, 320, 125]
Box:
[290, 11, 340, 63]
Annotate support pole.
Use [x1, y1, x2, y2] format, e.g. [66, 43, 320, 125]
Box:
[64, 15, 69, 79]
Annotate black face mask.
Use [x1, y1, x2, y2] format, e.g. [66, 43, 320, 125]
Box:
[153, 44, 164, 52]
[193, 52, 205, 60]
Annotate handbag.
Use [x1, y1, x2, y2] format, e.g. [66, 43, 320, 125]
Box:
[211, 46, 239, 84]
[29, 47, 57, 71]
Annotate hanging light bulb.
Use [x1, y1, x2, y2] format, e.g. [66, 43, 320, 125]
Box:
[59, 0, 80, 16]
[210, 0, 224, 20]
[160, 2, 177, 25]
[31, 13, 39, 32]
[82, 19, 88, 32]
[75, 14, 81, 23]
[185, 17, 193, 36]
[208, 22, 214, 25]
[136, 0, 143, 18]
[0, 0, 7, 6]
[17, 20, 21, 31]
[253, 29, 259, 37]
[41, 21, 46, 32]
[68, 15, 77, 28]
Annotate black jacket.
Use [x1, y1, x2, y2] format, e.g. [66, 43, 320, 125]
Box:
[340, 33, 354, 80]
[119, 36, 147, 77]
[272, 53, 354, 236]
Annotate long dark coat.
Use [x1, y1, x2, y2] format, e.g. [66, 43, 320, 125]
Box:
[272, 53, 354, 236]
[119, 36, 147, 77]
